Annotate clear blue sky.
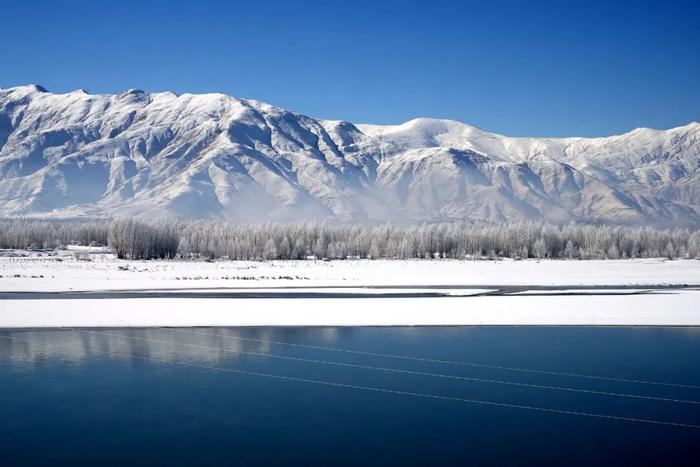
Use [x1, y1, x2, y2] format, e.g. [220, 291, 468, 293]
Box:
[2, 0, 699, 136]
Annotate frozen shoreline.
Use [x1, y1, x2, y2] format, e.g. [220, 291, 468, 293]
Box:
[1, 253, 699, 327]
[1, 291, 699, 328]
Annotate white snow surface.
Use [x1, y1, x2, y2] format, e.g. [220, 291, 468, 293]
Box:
[1, 253, 699, 327]
[1, 85, 699, 224]
[1, 253, 698, 292]
[2, 293, 699, 327]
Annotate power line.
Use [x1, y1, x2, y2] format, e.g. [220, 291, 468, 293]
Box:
[0, 333, 697, 430]
[81, 329, 700, 405]
[173, 328, 700, 390]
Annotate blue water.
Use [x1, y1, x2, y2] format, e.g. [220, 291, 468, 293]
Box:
[1, 327, 699, 466]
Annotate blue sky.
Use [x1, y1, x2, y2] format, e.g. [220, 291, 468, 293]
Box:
[2, 0, 698, 136]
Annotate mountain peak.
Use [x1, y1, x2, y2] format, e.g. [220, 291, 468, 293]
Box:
[120, 88, 146, 96]
[4, 84, 49, 94]
[28, 84, 48, 93]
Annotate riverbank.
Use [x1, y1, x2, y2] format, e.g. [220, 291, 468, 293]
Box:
[1, 251, 699, 327]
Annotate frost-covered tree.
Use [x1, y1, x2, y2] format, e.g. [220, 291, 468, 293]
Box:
[1, 218, 698, 261]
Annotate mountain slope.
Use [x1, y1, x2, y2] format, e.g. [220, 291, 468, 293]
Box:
[0, 85, 698, 225]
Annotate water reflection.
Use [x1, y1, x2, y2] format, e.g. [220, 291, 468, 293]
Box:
[0, 327, 348, 367]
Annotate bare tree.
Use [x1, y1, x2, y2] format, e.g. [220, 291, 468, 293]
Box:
[1, 218, 698, 261]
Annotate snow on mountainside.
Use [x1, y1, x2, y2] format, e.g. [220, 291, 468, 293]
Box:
[0, 84, 698, 224]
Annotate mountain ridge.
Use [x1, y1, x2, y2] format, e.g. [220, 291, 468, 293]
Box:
[1, 84, 698, 225]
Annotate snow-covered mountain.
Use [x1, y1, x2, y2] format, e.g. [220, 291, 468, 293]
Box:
[1, 84, 698, 225]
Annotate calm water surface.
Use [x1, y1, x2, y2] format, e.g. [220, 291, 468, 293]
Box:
[1, 326, 699, 466]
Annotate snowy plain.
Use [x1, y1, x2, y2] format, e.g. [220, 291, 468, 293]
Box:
[1, 250, 699, 327]
[2, 250, 699, 291]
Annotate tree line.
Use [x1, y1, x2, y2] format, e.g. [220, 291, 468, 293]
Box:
[0, 219, 108, 250]
[1, 218, 699, 261]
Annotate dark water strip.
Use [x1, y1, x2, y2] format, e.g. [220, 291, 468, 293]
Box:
[1, 284, 697, 300]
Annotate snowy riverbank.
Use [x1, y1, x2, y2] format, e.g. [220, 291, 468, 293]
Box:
[1, 252, 699, 327]
[1, 292, 699, 327]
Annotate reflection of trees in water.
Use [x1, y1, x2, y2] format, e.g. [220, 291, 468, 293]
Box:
[0, 327, 347, 367]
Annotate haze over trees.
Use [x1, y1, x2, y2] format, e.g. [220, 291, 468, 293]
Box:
[0, 219, 698, 261]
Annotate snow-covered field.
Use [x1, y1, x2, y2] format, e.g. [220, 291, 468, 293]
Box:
[2, 250, 699, 291]
[1, 250, 699, 327]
